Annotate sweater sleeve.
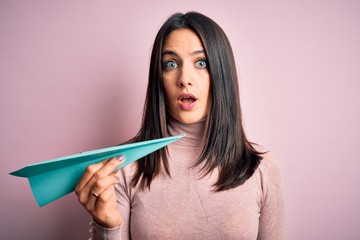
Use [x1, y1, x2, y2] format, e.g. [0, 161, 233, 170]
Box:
[89, 221, 122, 240]
[257, 153, 287, 240]
[89, 166, 133, 240]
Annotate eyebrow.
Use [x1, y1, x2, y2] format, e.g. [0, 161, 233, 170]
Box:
[162, 49, 206, 57]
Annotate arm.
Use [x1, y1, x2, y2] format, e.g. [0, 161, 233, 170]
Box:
[257, 153, 287, 240]
[75, 156, 131, 240]
[88, 161, 133, 240]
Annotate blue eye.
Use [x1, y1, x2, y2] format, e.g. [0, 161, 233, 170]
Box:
[196, 60, 207, 69]
[164, 61, 178, 70]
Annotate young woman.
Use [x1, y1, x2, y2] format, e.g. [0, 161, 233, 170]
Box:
[75, 12, 286, 239]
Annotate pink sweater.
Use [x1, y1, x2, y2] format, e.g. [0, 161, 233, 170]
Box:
[89, 119, 286, 239]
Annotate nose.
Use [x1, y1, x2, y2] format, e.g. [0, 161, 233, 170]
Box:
[178, 63, 194, 87]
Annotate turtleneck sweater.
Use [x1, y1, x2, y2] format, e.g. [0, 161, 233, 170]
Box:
[90, 118, 286, 239]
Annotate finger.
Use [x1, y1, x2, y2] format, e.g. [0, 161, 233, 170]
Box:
[91, 156, 125, 183]
[76, 156, 124, 205]
[84, 189, 99, 212]
[90, 170, 120, 199]
[85, 173, 119, 213]
[75, 160, 109, 194]
[94, 185, 118, 214]
[78, 169, 119, 205]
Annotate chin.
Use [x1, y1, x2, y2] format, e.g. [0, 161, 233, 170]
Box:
[174, 114, 206, 125]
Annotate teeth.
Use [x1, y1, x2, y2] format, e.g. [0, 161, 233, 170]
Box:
[181, 96, 195, 103]
[179, 94, 196, 101]
[182, 97, 192, 100]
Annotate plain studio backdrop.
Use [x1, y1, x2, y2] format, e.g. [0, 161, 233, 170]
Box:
[1, 0, 359, 239]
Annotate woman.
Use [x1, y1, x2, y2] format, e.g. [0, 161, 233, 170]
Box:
[75, 12, 286, 239]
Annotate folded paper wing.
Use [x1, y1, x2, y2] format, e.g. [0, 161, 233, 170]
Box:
[10, 134, 185, 207]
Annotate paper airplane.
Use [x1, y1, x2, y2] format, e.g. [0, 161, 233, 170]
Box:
[10, 134, 185, 207]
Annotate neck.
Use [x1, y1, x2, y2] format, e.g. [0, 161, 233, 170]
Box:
[167, 116, 206, 147]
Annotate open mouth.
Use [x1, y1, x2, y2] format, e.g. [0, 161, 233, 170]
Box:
[178, 93, 197, 110]
[178, 93, 197, 103]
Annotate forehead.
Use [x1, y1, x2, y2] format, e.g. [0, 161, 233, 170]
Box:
[162, 29, 205, 53]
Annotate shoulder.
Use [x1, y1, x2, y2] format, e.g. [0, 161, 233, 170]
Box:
[253, 144, 282, 177]
[252, 145, 285, 202]
[251, 147, 287, 238]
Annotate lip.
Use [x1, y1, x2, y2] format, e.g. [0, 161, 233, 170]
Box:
[178, 93, 197, 101]
[178, 93, 197, 110]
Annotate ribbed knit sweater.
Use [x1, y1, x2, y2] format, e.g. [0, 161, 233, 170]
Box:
[90, 118, 286, 239]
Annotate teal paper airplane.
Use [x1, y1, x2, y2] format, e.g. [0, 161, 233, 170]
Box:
[10, 134, 185, 207]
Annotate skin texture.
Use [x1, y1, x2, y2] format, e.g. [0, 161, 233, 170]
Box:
[75, 29, 211, 229]
[75, 156, 125, 228]
[162, 29, 211, 125]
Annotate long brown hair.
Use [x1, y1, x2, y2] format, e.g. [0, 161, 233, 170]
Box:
[131, 12, 263, 191]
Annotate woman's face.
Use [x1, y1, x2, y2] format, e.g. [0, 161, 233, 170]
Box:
[162, 29, 211, 125]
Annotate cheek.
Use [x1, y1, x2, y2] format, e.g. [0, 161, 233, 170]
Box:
[201, 76, 211, 100]
[162, 73, 175, 92]
[162, 81, 176, 110]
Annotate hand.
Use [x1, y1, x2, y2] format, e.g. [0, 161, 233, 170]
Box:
[75, 155, 125, 228]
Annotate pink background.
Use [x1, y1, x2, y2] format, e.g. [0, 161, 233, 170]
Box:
[1, 1, 359, 239]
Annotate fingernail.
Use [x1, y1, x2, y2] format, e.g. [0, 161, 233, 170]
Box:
[116, 155, 125, 162]
[115, 176, 120, 182]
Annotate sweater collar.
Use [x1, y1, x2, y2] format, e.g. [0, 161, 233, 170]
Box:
[168, 117, 206, 147]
